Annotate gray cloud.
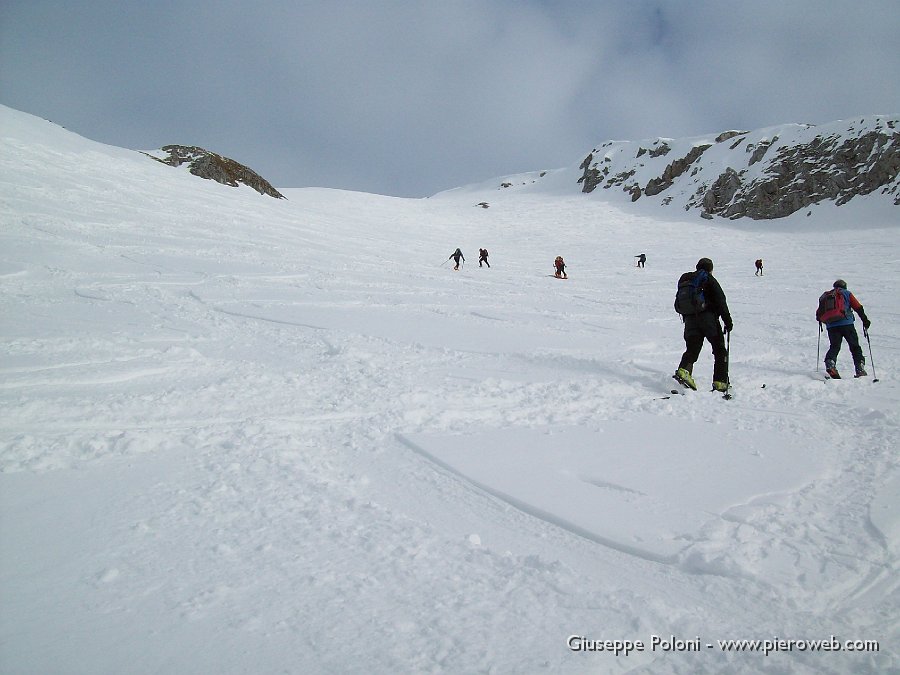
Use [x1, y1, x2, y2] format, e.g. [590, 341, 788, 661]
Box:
[2, 0, 898, 197]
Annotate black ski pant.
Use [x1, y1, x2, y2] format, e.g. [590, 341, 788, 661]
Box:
[825, 323, 864, 368]
[678, 311, 728, 383]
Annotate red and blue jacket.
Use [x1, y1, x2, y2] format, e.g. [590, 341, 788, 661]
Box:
[825, 289, 864, 328]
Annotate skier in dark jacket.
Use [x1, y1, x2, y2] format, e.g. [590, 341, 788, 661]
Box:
[636, 253, 646, 268]
[479, 248, 490, 268]
[755, 259, 763, 276]
[449, 248, 465, 270]
[820, 279, 871, 378]
[674, 257, 733, 392]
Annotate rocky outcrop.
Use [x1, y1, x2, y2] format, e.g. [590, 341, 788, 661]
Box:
[702, 128, 900, 219]
[575, 116, 899, 219]
[701, 168, 742, 216]
[715, 130, 748, 144]
[748, 137, 776, 166]
[148, 145, 284, 198]
[578, 152, 602, 193]
[644, 144, 711, 196]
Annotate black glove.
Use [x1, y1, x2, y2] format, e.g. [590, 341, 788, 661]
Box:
[857, 307, 871, 330]
[724, 321, 734, 334]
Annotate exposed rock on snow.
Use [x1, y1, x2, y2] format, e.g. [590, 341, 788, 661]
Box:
[575, 116, 899, 219]
[148, 145, 285, 199]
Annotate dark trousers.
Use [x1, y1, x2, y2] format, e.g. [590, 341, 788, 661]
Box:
[678, 312, 728, 382]
[479, 257, 490, 267]
[825, 324, 864, 367]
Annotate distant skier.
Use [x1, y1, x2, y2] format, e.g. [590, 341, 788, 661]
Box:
[816, 279, 871, 379]
[636, 253, 646, 268]
[449, 248, 465, 271]
[673, 257, 733, 392]
[755, 259, 764, 276]
[479, 248, 490, 268]
[554, 256, 567, 279]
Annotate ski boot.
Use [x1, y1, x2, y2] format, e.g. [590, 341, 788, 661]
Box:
[825, 360, 841, 379]
[673, 368, 697, 390]
[712, 381, 729, 392]
[855, 362, 867, 378]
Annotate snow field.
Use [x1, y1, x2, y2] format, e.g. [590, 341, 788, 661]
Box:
[1, 105, 898, 673]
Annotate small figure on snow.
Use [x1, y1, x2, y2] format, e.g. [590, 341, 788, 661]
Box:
[755, 259, 764, 276]
[479, 248, 490, 268]
[817, 279, 871, 379]
[554, 256, 567, 279]
[635, 253, 647, 268]
[673, 257, 733, 392]
[449, 248, 465, 270]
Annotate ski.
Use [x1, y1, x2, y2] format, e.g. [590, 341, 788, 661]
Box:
[672, 374, 695, 391]
[658, 389, 684, 400]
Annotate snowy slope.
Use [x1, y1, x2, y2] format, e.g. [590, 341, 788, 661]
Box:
[1, 105, 899, 674]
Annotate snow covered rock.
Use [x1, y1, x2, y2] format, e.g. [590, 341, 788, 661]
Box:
[576, 116, 899, 219]
[147, 145, 285, 198]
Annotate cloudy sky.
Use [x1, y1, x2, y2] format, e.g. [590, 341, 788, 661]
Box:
[2, 1, 898, 197]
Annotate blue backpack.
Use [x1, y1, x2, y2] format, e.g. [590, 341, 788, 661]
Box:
[674, 269, 708, 315]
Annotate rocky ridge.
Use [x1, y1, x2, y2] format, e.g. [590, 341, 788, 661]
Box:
[147, 145, 284, 199]
[574, 116, 898, 219]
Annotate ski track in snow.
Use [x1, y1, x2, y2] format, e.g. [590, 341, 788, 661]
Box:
[1, 105, 899, 673]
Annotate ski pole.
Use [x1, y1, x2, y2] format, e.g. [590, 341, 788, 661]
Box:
[440, 259, 450, 267]
[726, 330, 731, 385]
[864, 328, 879, 382]
[724, 330, 733, 399]
[817, 323, 822, 372]
[725, 331, 731, 392]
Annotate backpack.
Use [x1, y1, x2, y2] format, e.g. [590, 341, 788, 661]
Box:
[816, 289, 848, 324]
[674, 269, 708, 315]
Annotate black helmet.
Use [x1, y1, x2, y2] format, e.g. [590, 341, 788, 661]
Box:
[696, 257, 714, 272]
[833, 279, 847, 289]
